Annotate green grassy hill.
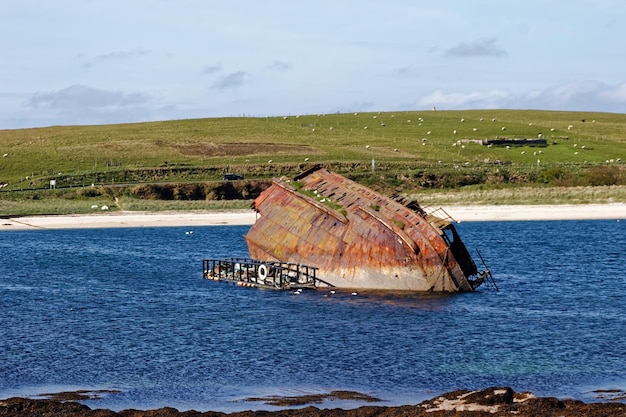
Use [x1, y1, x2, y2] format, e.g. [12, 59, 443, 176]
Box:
[1, 109, 625, 215]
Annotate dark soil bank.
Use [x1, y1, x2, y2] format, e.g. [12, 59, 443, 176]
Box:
[2, 387, 625, 417]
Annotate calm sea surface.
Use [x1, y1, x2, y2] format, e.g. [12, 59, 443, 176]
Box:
[1, 220, 625, 412]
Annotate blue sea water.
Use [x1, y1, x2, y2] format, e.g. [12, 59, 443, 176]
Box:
[0, 220, 625, 412]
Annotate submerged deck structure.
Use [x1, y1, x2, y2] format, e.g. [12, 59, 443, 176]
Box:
[244, 165, 492, 292]
[202, 257, 332, 290]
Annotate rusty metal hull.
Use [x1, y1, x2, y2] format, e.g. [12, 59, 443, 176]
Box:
[245, 166, 482, 292]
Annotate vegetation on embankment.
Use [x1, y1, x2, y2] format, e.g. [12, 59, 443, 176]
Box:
[1, 109, 625, 215]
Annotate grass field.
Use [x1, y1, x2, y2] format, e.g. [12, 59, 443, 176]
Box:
[1, 109, 625, 215]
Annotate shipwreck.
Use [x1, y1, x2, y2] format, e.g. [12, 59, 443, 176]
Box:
[238, 165, 493, 292]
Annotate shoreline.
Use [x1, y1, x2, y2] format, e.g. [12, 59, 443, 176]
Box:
[1, 386, 625, 416]
[1, 203, 625, 230]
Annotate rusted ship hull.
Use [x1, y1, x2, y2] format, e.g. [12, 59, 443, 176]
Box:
[245, 166, 487, 292]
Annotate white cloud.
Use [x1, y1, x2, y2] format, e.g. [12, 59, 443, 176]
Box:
[201, 64, 222, 76]
[82, 48, 152, 69]
[210, 72, 249, 90]
[416, 89, 511, 109]
[267, 61, 292, 72]
[528, 82, 626, 112]
[414, 81, 626, 113]
[27, 85, 151, 109]
[445, 38, 507, 58]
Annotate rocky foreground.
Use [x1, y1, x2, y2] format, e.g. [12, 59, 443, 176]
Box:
[2, 387, 625, 417]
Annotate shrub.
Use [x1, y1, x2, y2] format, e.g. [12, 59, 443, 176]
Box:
[584, 166, 624, 186]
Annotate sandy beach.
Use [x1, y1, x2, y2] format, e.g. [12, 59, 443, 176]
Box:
[1, 204, 625, 230]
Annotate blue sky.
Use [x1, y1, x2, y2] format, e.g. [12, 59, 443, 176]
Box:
[1, 0, 625, 129]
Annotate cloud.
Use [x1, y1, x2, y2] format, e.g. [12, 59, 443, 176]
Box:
[417, 89, 510, 109]
[521, 81, 626, 111]
[445, 38, 507, 58]
[414, 81, 626, 113]
[392, 66, 413, 76]
[267, 60, 292, 71]
[598, 82, 626, 104]
[201, 64, 222, 75]
[27, 85, 151, 109]
[82, 48, 151, 68]
[210, 71, 248, 90]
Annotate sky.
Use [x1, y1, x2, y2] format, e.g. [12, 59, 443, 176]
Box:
[2, 0, 626, 129]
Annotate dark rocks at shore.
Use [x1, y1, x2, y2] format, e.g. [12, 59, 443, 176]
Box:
[1, 387, 625, 417]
